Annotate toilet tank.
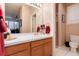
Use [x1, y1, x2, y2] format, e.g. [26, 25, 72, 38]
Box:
[70, 35, 79, 43]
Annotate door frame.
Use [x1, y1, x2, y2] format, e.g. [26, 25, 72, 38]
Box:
[31, 12, 36, 32]
[55, 3, 59, 48]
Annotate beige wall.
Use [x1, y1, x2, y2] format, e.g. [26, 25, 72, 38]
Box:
[20, 5, 33, 33]
[66, 23, 79, 41]
[35, 6, 43, 26]
[58, 4, 66, 46]
[36, 4, 55, 34]
[66, 4, 79, 41]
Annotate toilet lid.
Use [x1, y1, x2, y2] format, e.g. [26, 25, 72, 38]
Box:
[70, 42, 79, 46]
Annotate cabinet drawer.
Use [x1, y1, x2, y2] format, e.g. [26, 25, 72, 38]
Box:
[5, 43, 30, 56]
[43, 38, 52, 43]
[10, 50, 30, 56]
[31, 40, 44, 48]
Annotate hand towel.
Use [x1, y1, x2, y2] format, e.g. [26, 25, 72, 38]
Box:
[45, 26, 50, 34]
[0, 4, 7, 56]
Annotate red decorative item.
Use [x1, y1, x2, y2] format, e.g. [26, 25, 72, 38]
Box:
[41, 24, 45, 29]
[45, 26, 50, 34]
[0, 4, 7, 56]
[37, 26, 40, 32]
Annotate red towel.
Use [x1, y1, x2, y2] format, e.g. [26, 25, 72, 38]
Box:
[45, 26, 50, 34]
[0, 4, 7, 56]
[37, 26, 40, 32]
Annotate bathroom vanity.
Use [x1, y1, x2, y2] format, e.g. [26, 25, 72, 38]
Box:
[4, 33, 53, 56]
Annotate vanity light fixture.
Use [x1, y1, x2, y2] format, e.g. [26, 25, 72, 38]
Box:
[30, 3, 41, 7]
[26, 3, 42, 9]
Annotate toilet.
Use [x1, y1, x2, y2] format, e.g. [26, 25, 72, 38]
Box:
[69, 35, 79, 53]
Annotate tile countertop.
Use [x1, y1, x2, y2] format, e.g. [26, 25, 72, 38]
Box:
[4, 33, 53, 47]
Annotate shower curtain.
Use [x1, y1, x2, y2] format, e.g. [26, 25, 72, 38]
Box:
[0, 4, 7, 56]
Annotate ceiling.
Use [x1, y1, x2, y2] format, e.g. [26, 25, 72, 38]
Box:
[5, 3, 39, 18]
[5, 3, 24, 17]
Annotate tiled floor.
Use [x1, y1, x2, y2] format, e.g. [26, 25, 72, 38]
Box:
[54, 46, 79, 56]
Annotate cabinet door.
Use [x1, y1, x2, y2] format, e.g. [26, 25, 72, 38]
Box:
[43, 42, 52, 56]
[10, 50, 30, 56]
[31, 45, 43, 56]
[5, 43, 30, 56]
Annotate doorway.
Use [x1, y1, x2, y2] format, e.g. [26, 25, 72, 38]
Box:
[31, 13, 36, 32]
[55, 3, 59, 48]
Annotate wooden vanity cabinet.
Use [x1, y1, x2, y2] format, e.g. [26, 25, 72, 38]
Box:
[5, 37, 52, 56]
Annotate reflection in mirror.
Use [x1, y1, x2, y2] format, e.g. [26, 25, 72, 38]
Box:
[32, 13, 36, 32]
[5, 3, 43, 33]
[5, 17, 22, 33]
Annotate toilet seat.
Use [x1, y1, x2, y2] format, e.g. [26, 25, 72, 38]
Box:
[70, 42, 79, 48]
